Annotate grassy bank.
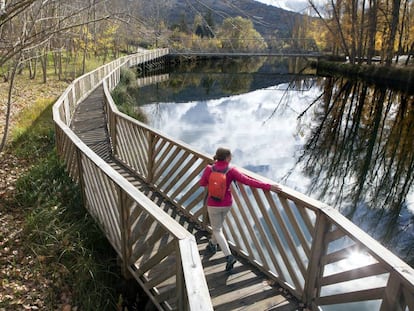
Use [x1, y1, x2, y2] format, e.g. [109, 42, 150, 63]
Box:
[1, 96, 121, 310]
[312, 60, 414, 93]
[0, 54, 130, 310]
[111, 67, 148, 122]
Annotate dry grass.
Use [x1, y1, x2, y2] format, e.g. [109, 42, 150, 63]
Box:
[0, 74, 68, 142]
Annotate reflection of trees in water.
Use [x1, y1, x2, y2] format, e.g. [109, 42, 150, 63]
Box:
[132, 56, 314, 106]
[132, 57, 270, 104]
[297, 77, 414, 252]
[174, 57, 267, 95]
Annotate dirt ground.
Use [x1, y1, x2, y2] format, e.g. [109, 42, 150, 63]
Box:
[0, 76, 70, 310]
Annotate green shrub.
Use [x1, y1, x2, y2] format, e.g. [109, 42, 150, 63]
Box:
[120, 67, 137, 86]
[9, 98, 120, 310]
[112, 68, 148, 123]
[316, 60, 414, 91]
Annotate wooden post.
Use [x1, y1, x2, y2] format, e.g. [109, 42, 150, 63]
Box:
[75, 147, 87, 211]
[176, 240, 187, 311]
[54, 125, 63, 158]
[303, 210, 330, 310]
[379, 273, 403, 311]
[178, 238, 213, 311]
[118, 187, 132, 279]
[146, 131, 155, 184]
[108, 100, 117, 157]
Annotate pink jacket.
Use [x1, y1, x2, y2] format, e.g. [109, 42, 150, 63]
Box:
[199, 160, 272, 207]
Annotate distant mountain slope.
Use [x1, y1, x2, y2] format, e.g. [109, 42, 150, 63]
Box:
[143, 0, 303, 38]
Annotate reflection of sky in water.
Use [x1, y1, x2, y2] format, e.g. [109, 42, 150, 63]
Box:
[322, 251, 387, 311]
[407, 192, 414, 213]
[142, 84, 316, 193]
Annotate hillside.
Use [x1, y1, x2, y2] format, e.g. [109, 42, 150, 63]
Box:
[140, 0, 303, 38]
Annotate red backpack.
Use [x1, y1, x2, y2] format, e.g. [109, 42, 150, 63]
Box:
[208, 166, 229, 201]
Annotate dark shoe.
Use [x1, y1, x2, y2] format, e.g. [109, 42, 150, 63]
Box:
[225, 255, 236, 271]
[206, 241, 217, 254]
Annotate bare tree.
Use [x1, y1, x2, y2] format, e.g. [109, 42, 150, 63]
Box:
[307, 0, 351, 59]
[385, 0, 402, 65]
[0, 0, 5, 14]
[308, 0, 414, 64]
[366, 0, 378, 63]
[0, 56, 20, 152]
[395, 0, 409, 64]
[0, 0, 114, 152]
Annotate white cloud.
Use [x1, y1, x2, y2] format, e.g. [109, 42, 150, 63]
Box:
[254, 0, 324, 14]
[254, 0, 306, 12]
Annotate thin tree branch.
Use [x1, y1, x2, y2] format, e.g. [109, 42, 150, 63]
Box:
[0, 56, 20, 152]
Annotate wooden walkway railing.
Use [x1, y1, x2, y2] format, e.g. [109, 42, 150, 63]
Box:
[53, 49, 414, 311]
[53, 50, 212, 311]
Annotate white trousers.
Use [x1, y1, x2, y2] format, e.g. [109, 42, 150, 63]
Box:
[207, 206, 232, 256]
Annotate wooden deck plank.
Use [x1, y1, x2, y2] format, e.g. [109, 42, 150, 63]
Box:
[71, 85, 112, 161]
[70, 85, 300, 311]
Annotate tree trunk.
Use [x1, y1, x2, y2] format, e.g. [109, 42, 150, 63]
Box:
[57, 50, 62, 80]
[0, 59, 19, 153]
[367, 0, 378, 64]
[331, 0, 351, 60]
[385, 0, 401, 66]
[358, 0, 366, 62]
[395, 0, 408, 64]
[350, 0, 357, 63]
[28, 58, 34, 79]
[40, 49, 47, 83]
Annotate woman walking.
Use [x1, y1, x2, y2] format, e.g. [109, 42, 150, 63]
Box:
[199, 147, 281, 272]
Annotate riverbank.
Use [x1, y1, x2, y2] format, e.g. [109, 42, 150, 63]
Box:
[0, 73, 136, 310]
[0, 96, 120, 310]
[312, 59, 414, 94]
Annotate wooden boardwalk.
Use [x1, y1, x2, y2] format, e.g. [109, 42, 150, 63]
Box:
[53, 49, 414, 311]
[71, 85, 301, 311]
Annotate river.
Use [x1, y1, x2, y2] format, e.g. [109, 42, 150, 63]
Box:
[131, 56, 414, 269]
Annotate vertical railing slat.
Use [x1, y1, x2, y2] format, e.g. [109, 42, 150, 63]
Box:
[118, 188, 132, 277]
[304, 210, 330, 308]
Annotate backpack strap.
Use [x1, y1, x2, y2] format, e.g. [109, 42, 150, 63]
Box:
[212, 165, 229, 174]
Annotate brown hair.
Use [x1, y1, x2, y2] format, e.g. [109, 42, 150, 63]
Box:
[213, 147, 231, 161]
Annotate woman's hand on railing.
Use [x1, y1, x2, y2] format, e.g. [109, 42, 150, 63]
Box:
[270, 184, 282, 193]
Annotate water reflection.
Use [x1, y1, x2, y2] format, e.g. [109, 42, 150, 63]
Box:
[298, 77, 414, 212]
[133, 58, 414, 266]
[133, 56, 314, 105]
[295, 77, 414, 263]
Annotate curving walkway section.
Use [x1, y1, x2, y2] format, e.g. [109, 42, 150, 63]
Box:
[70, 84, 300, 310]
[53, 49, 414, 311]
